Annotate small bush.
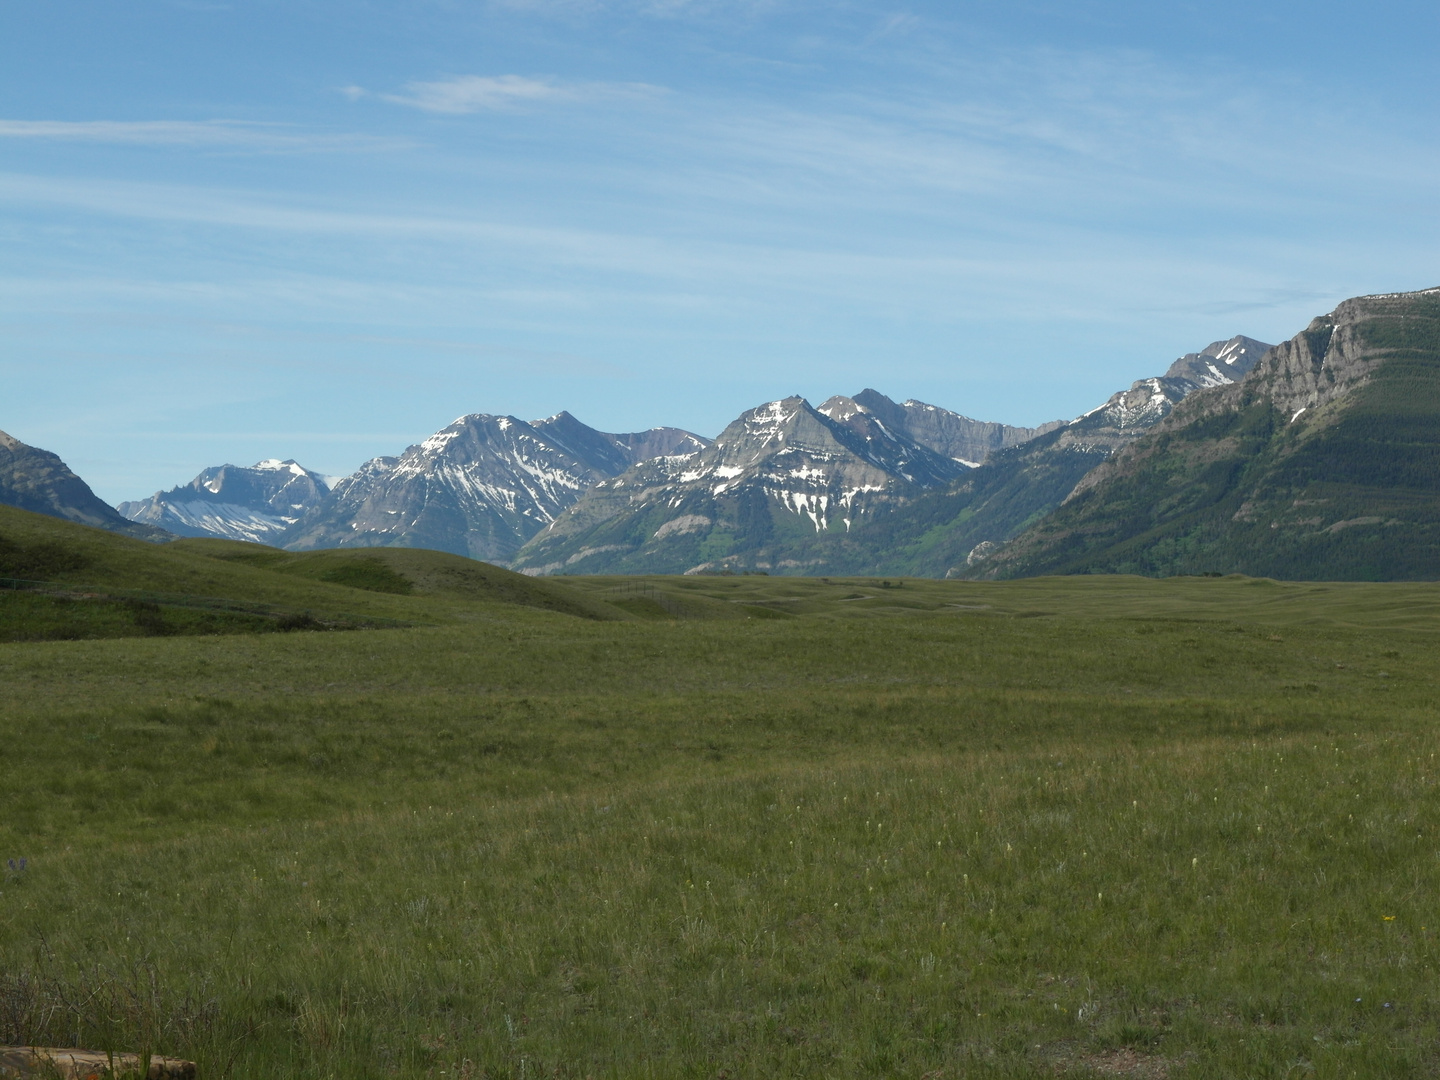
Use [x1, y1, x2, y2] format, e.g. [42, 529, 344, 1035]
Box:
[125, 600, 171, 636]
[274, 612, 326, 632]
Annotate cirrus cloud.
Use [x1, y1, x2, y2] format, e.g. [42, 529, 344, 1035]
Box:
[360, 74, 667, 114]
[0, 119, 404, 152]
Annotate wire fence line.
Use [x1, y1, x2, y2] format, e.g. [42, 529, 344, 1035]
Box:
[605, 580, 692, 619]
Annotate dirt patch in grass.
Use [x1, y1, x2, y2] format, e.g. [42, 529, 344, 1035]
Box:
[1069, 1048, 1180, 1078]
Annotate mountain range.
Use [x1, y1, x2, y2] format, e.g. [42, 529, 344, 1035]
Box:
[4, 335, 1272, 573]
[109, 398, 1053, 566]
[280, 412, 708, 562]
[513, 392, 977, 575]
[9, 288, 1436, 583]
[509, 338, 1269, 576]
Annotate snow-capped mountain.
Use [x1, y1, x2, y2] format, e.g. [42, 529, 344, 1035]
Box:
[281, 412, 708, 561]
[100, 336, 1269, 573]
[1, 429, 170, 541]
[119, 459, 331, 543]
[1162, 335, 1271, 390]
[1053, 336, 1273, 458]
[512, 393, 978, 576]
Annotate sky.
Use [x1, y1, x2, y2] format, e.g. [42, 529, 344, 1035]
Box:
[2, 1, 1438, 503]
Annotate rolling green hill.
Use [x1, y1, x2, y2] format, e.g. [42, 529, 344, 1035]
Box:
[977, 287, 1440, 581]
[0, 504, 625, 640]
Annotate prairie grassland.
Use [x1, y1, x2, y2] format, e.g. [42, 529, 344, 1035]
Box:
[1, 570, 1438, 1078]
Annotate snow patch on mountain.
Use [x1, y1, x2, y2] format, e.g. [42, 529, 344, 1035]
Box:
[513, 392, 987, 574]
[281, 412, 709, 561]
[119, 459, 331, 543]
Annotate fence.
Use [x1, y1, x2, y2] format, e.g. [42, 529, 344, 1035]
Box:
[605, 580, 692, 619]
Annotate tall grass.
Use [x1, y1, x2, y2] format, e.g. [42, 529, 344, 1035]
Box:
[7, 738, 1439, 1077]
[1, 578, 1437, 1076]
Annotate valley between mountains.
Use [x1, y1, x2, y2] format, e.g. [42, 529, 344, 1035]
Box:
[6, 286, 1440, 581]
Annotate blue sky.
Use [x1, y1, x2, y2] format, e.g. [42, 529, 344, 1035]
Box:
[2, 1, 1437, 502]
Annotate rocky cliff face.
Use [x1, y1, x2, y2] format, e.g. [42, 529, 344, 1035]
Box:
[607, 426, 711, 464]
[0, 430, 169, 542]
[281, 412, 707, 562]
[119, 459, 331, 543]
[838, 390, 1063, 466]
[1064, 318, 1403, 502]
[974, 289, 1440, 581]
[1235, 301, 1408, 419]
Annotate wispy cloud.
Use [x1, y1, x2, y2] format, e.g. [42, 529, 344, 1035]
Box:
[863, 11, 923, 45]
[483, 0, 781, 16]
[364, 74, 666, 114]
[0, 169, 1323, 326]
[0, 119, 405, 152]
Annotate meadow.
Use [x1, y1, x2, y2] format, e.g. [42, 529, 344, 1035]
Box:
[1, 509, 1439, 1078]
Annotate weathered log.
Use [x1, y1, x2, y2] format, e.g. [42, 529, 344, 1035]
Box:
[0, 1047, 196, 1079]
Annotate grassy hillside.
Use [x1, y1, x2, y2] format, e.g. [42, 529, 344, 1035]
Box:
[2, 565, 1439, 1077]
[0, 505, 625, 640]
[169, 537, 622, 620]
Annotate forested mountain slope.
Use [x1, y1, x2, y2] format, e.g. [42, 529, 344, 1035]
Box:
[974, 289, 1440, 580]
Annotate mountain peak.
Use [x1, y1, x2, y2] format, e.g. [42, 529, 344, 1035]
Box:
[1162, 334, 1272, 388]
[253, 458, 311, 476]
[119, 459, 330, 543]
[816, 394, 871, 424]
[2, 431, 168, 541]
[850, 389, 905, 426]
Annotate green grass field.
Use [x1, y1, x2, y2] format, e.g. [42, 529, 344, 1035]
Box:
[2, 507, 1439, 1078]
